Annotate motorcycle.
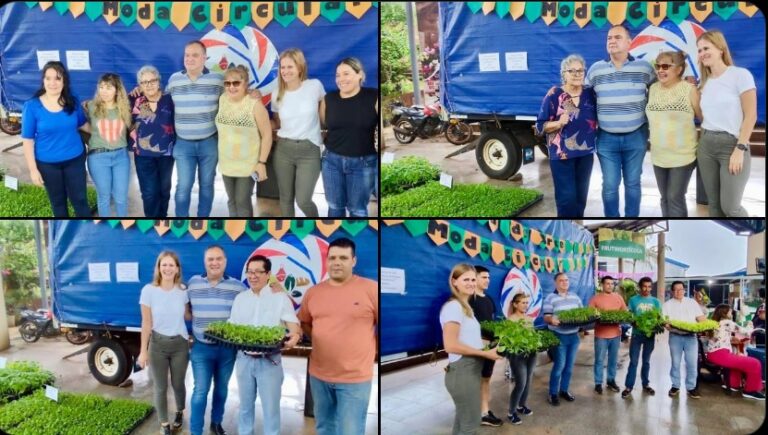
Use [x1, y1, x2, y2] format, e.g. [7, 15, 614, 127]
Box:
[390, 101, 473, 145]
[18, 309, 91, 344]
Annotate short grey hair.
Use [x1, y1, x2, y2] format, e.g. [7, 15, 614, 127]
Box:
[136, 65, 161, 84]
[560, 54, 586, 84]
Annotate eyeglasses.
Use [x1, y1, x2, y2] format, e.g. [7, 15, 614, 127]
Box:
[139, 78, 159, 86]
[224, 80, 242, 88]
[654, 63, 676, 71]
[566, 69, 585, 75]
[246, 269, 267, 276]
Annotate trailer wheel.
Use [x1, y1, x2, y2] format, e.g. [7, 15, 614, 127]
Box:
[475, 130, 523, 179]
[88, 338, 132, 386]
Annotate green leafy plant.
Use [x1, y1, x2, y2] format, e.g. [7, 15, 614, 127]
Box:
[205, 321, 285, 346]
[619, 279, 639, 306]
[0, 361, 55, 404]
[668, 319, 720, 333]
[481, 320, 560, 356]
[633, 310, 668, 338]
[0, 183, 97, 217]
[597, 310, 634, 324]
[381, 181, 542, 217]
[537, 329, 560, 351]
[555, 307, 600, 324]
[381, 156, 441, 196]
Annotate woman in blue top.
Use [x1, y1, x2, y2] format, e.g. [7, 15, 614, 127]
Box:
[535, 54, 597, 218]
[21, 61, 91, 217]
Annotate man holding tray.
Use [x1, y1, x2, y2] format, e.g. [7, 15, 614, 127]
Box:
[662, 281, 707, 399]
[588, 275, 628, 395]
[228, 254, 302, 435]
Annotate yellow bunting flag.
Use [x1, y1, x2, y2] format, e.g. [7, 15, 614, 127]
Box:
[297, 0, 321, 26]
[103, 2, 120, 24]
[154, 220, 172, 236]
[689, 1, 713, 23]
[69, 2, 85, 17]
[251, 2, 273, 29]
[171, 2, 192, 31]
[267, 220, 291, 240]
[541, 1, 558, 25]
[383, 220, 404, 226]
[369, 219, 378, 230]
[544, 256, 556, 273]
[512, 248, 526, 269]
[120, 220, 135, 229]
[137, 2, 154, 29]
[210, 2, 230, 30]
[530, 253, 541, 272]
[482, 2, 495, 15]
[487, 220, 499, 233]
[739, 1, 759, 17]
[314, 220, 340, 237]
[346, 1, 372, 19]
[463, 231, 480, 258]
[530, 229, 543, 246]
[510, 221, 524, 241]
[224, 220, 246, 241]
[606, 1, 627, 25]
[188, 220, 208, 240]
[545, 234, 555, 251]
[647, 1, 666, 26]
[491, 242, 506, 264]
[427, 220, 450, 246]
[574, 1, 591, 28]
[510, 2, 525, 20]
[39, 2, 53, 11]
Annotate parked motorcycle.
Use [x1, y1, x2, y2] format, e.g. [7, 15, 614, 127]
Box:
[17, 308, 90, 344]
[390, 101, 473, 145]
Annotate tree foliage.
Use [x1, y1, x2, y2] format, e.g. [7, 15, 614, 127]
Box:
[381, 3, 411, 98]
[0, 221, 43, 317]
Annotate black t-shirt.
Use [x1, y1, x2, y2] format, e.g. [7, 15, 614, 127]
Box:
[469, 293, 496, 339]
[324, 87, 378, 156]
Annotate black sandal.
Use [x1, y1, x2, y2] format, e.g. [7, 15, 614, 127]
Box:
[172, 411, 183, 430]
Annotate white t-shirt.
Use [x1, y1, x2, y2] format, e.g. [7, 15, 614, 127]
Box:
[700, 66, 756, 139]
[229, 286, 299, 327]
[139, 284, 189, 339]
[271, 78, 325, 146]
[439, 300, 482, 363]
[662, 297, 705, 323]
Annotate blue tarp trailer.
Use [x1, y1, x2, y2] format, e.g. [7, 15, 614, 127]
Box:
[438, 2, 765, 179]
[49, 219, 379, 385]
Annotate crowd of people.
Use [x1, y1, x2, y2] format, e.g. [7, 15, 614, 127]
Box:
[439, 266, 765, 434]
[535, 25, 757, 218]
[136, 237, 378, 435]
[21, 42, 379, 218]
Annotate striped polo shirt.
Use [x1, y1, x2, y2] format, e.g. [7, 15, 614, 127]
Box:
[542, 291, 584, 335]
[586, 55, 655, 133]
[166, 67, 224, 140]
[188, 274, 246, 343]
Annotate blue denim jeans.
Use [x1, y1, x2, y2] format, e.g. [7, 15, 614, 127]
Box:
[134, 155, 174, 217]
[596, 125, 648, 217]
[594, 336, 620, 385]
[190, 341, 236, 435]
[549, 153, 594, 217]
[321, 150, 377, 217]
[549, 332, 580, 395]
[173, 135, 218, 217]
[668, 333, 698, 390]
[309, 375, 372, 435]
[87, 148, 130, 216]
[235, 353, 284, 435]
[625, 333, 656, 389]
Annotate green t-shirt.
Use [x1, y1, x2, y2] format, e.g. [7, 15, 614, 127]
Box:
[87, 104, 128, 150]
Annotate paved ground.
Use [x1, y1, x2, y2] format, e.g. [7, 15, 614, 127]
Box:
[381, 330, 764, 435]
[0, 327, 378, 435]
[381, 128, 766, 217]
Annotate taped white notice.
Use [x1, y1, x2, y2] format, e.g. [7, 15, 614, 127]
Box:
[505, 52, 528, 71]
[36, 50, 60, 70]
[478, 53, 500, 72]
[381, 267, 406, 295]
[66, 51, 91, 71]
[116, 262, 139, 282]
[88, 263, 110, 282]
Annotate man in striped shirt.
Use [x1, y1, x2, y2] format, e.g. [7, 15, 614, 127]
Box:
[188, 245, 246, 435]
[586, 25, 655, 217]
[166, 41, 224, 217]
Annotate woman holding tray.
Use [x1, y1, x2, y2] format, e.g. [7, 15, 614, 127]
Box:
[138, 251, 190, 435]
[706, 304, 765, 400]
[505, 293, 536, 425]
[439, 263, 502, 435]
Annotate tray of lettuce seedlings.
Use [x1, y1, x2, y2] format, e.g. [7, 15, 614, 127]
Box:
[481, 320, 560, 357]
[596, 309, 635, 325]
[204, 321, 286, 354]
[632, 310, 668, 338]
[667, 319, 720, 335]
[554, 307, 600, 327]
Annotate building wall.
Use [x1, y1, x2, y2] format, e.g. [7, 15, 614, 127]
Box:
[747, 231, 765, 275]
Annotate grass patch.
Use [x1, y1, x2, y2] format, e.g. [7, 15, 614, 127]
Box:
[0, 176, 97, 217]
[381, 181, 542, 217]
[381, 156, 440, 196]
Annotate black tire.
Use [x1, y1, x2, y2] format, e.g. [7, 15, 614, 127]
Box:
[66, 330, 92, 345]
[19, 321, 41, 343]
[393, 119, 416, 144]
[475, 130, 523, 180]
[0, 116, 21, 136]
[87, 338, 133, 386]
[445, 121, 473, 145]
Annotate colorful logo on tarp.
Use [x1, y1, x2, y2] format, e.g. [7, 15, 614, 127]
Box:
[241, 234, 329, 310]
[629, 20, 706, 80]
[202, 25, 279, 105]
[500, 267, 542, 319]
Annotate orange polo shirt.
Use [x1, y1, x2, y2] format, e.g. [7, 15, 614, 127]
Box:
[297, 275, 378, 383]
[589, 292, 628, 339]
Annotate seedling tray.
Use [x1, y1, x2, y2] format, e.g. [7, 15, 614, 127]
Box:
[558, 318, 598, 327]
[204, 332, 285, 354]
[668, 326, 697, 336]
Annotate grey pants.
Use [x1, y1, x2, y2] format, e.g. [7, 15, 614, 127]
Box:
[149, 332, 189, 424]
[652, 161, 695, 217]
[273, 138, 320, 217]
[507, 353, 536, 414]
[445, 356, 483, 435]
[696, 130, 751, 217]
[222, 175, 255, 217]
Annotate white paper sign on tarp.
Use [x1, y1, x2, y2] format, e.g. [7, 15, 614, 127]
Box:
[36, 50, 60, 70]
[478, 52, 501, 72]
[88, 263, 111, 282]
[116, 262, 139, 282]
[381, 267, 406, 295]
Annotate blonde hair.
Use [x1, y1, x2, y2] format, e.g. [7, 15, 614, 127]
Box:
[276, 48, 308, 104]
[508, 292, 530, 317]
[697, 30, 735, 90]
[655, 51, 686, 79]
[91, 73, 132, 127]
[152, 251, 183, 287]
[446, 263, 476, 317]
[225, 64, 250, 84]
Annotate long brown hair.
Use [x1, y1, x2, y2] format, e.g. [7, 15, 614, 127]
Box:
[276, 48, 308, 104]
[697, 30, 735, 90]
[445, 263, 476, 317]
[711, 304, 731, 322]
[152, 251, 183, 287]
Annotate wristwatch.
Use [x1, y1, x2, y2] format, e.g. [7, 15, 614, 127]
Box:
[736, 143, 749, 151]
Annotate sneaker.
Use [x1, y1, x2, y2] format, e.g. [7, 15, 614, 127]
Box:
[621, 388, 632, 399]
[548, 394, 560, 406]
[594, 384, 603, 395]
[642, 386, 655, 396]
[687, 389, 701, 399]
[516, 406, 533, 416]
[172, 411, 183, 430]
[559, 391, 575, 402]
[210, 423, 228, 435]
[668, 387, 680, 397]
[507, 413, 522, 425]
[161, 424, 172, 435]
[742, 391, 766, 401]
[481, 411, 503, 427]
[606, 380, 621, 392]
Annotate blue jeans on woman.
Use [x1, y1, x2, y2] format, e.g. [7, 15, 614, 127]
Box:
[134, 155, 174, 217]
[235, 352, 284, 435]
[321, 149, 377, 217]
[549, 154, 594, 217]
[596, 125, 648, 217]
[625, 333, 655, 390]
[594, 336, 620, 385]
[190, 341, 236, 435]
[36, 151, 91, 217]
[549, 332, 580, 395]
[309, 375, 372, 435]
[173, 135, 218, 217]
[668, 333, 698, 391]
[87, 148, 130, 216]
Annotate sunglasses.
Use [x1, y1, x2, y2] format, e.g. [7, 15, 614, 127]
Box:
[654, 63, 677, 71]
[223, 80, 242, 87]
